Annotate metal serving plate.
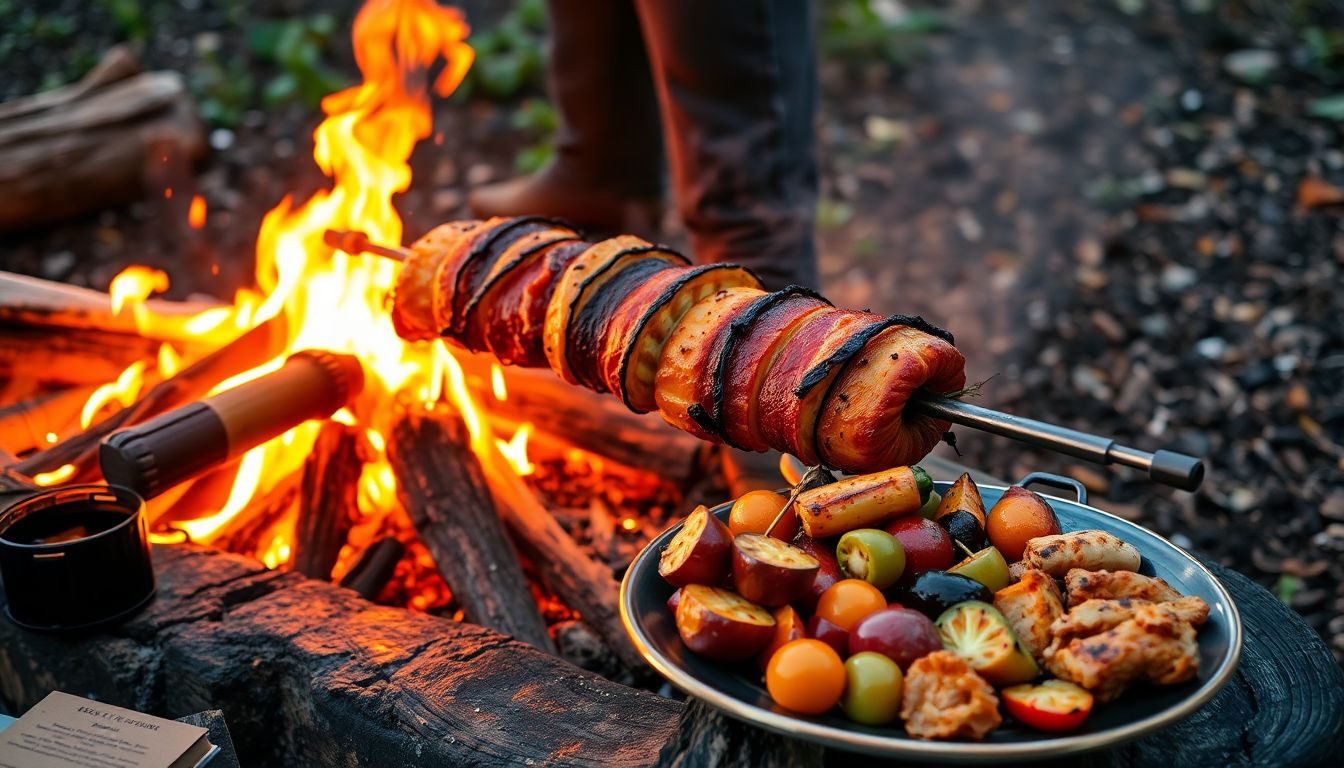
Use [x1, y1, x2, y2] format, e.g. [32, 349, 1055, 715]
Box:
[620, 473, 1242, 762]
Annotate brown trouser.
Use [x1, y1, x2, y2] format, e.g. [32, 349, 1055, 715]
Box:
[545, 0, 819, 291]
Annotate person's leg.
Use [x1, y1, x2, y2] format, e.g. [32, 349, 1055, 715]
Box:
[468, 0, 664, 235]
[632, 0, 819, 291]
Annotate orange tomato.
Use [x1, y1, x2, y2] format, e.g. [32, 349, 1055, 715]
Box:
[757, 605, 806, 670]
[814, 579, 886, 632]
[765, 638, 846, 714]
[729, 490, 796, 540]
[986, 486, 1061, 562]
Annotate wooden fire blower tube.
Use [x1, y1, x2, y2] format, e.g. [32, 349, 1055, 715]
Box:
[99, 351, 365, 500]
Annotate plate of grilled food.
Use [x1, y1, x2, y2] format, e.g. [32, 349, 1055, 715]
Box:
[620, 469, 1241, 761]
[367, 215, 1234, 759]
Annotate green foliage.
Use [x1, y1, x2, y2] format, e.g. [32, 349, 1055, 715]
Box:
[189, 48, 256, 129]
[247, 14, 350, 109]
[462, 0, 547, 99]
[820, 0, 948, 69]
[817, 196, 855, 231]
[511, 98, 557, 172]
[1275, 574, 1301, 604]
[1306, 93, 1344, 120]
[1302, 25, 1344, 73]
[103, 0, 148, 42]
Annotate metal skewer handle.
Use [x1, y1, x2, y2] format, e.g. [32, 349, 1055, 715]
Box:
[909, 395, 1205, 491]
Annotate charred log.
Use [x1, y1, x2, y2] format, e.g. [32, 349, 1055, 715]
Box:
[388, 407, 553, 652]
[291, 422, 362, 581]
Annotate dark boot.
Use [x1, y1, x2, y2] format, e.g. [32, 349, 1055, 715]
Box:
[469, 0, 665, 236]
[633, 0, 819, 291]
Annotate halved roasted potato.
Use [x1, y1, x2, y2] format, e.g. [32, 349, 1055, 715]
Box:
[715, 288, 831, 451]
[391, 219, 482, 341]
[654, 286, 767, 441]
[603, 264, 763, 413]
[817, 323, 965, 473]
[543, 236, 688, 386]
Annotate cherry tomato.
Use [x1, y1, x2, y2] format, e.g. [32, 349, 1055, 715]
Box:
[765, 639, 845, 715]
[1001, 680, 1094, 732]
[729, 490, 796, 540]
[841, 652, 904, 725]
[986, 486, 1061, 562]
[814, 579, 886, 632]
[757, 605, 806, 670]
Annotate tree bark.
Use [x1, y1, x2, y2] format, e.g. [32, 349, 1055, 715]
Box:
[388, 407, 553, 652]
[655, 699, 824, 768]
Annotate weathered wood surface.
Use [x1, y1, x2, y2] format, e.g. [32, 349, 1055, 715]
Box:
[0, 544, 683, 767]
[388, 408, 553, 652]
[0, 270, 222, 343]
[291, 422, 361, 581]
[656, 699, 824, 768]
[0, 46, 205, 231]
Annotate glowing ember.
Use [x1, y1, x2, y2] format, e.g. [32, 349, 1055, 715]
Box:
[33, 464, 76, 486]
[189, 195, 208, 229]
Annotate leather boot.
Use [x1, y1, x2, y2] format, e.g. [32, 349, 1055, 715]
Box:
[468, 0, 665, 236]
[633, 0, 820, 291]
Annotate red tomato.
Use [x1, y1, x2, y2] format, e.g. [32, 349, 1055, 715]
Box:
[1001, 680, 1094, 732]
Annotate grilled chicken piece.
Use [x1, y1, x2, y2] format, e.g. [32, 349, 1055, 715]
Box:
[755, 308, 885, 463]
[655, 287, 766, 441]
[1044, 602, 1201, 702]
[600, 264, 762, 413]
[900, 651, 1002, 740]
[1021, 530, 1142, 576]
[1066, 568, 1183, 605]
[993, 568, 1065, 663]
[716, 288, 831, 451]
[1052, 596, 1210, 644]
[817, 323, 966, 472]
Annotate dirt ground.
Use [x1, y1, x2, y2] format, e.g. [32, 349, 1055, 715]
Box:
[2, 0, 1342, 662]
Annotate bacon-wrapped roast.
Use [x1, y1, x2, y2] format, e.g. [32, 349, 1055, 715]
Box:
[391, 217, 966, 473]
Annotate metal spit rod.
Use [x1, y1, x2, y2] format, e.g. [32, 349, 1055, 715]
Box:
[909, 395, 1204, 491]
[323, 228, 1207, 492]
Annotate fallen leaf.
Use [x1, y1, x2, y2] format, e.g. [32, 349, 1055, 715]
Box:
[1298, 175, 1344, 209]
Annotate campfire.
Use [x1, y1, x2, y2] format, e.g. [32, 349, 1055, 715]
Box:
[0, 0, 697, 670]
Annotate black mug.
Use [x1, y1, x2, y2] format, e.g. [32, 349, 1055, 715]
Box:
[0, 484, 156, 632]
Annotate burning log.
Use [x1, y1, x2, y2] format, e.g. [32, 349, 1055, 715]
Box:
[0, 385, 94, 456]
[0, 46, 206, 232]
[0, 271, 222, 344]
[291, 422, 363, 581]
[389, 407, 553, 652]
[10, 317, 287, 482]
[0, 325, 162, 388]
[338, 536, 405, 600]
[0, 544, 682, 766]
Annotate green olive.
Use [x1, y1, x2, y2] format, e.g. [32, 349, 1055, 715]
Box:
[917, 490, 942, 520]
[836, 528, 905, 589]
[948, 546, 1012, 592]
[841, 652, 904, 725]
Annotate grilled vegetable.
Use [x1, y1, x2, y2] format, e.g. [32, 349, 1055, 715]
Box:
[836, 528, 906, 589]
[715, 288, 832, 451]
[544, 236, 687, 384]
[729, 490, 795, 540]
[986, 486, 1062, 562]
[604, 264, 762, 412]
[817, 323, 965, 472]
[794, 465, 931, 539]
[793, 533, 843, 614]
[893, 571, 993, 619]
[841, 652, 905, 725]
[917, 490, 942, 520]
[949, 546, 1012, 592]
[730, 533, 820, 607]
[675, 584, 776, 661]
[758, 605, 807, 670]
[935, 600, 1040, 686]
[1021, 529, 1142, 576]
[806, 614, 850, 657]
[849, 607, 942, 670]
[655, 287, 766, 441]
[1001, 680, 1094, 732]
[814, 579, 887, 632]
[935, 473, 987, 551]
[658, 505, 733, 587]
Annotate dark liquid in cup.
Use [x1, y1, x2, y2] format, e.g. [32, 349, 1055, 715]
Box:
[0, 503, 131, 546]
